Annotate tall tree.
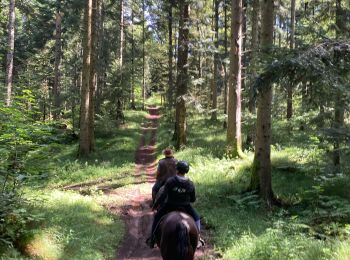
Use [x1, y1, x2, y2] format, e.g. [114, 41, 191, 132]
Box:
[167, 0, 174, 109]
[79, 0, 96, 156]
[142, 0, 146, 109]
[223, 0, 229, 128]
[174, 0, 190, 149]
[95, 0, 105, 113]
[226, 0, 244, 158]
[130, 2, 136, 109]
[250, 0, 276, 206]
[246, 0, 260, 145]
[333, 0, 345, 170]
[286, 0, 296, 120]
[119, 0, 124, 67]
[53, 0, 62, 119]
[116, 0, 124, 120]
[249, 0, 259, 114]
[211, 0, 219, 121]
[5, 0, 15, 106]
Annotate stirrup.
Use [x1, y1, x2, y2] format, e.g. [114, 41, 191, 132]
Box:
[197, 237, 205, 248]
[146, 237, 155, 248]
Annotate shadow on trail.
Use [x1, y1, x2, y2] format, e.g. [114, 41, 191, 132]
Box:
[116, 106, 216, 259]
[116, 106, 162, 260]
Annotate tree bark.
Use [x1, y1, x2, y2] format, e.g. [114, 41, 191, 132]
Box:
[142, 0, 146, 109]
[227, 0, 244, 158]
[79, 0, 96, 156]
[333, 0, 344, 171]
[246, 0, 259, 145]
[53, 0, 62, 119]
[211, 0, 219, 121]
[116, 0, 124, 118]
[175, 0, 189, 149]
[89, 0, 97, 149]
[6, 0, 15, 106]
[167, 1, 174, 109]
[286, 0, 296, 120]
[130, 4, 136, 109]
[250, 0, 276, 206]
[95, 0, 104, 114]
[119, 0, 124, 67]
[250, 0, 259, 110]
[223, 0, 228, 128]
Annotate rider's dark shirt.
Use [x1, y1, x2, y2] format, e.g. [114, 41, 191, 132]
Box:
[156, 157, 177, 184]
[153, 175, 196, 209]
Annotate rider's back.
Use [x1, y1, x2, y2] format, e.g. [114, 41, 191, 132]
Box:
[164, 175, 196, 206]
[157, 157, 177, 184]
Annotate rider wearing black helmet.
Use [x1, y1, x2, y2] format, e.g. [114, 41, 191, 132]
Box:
[147, 160, 204, 248]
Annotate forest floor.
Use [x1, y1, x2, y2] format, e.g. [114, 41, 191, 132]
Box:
[108, 106, 216, 260]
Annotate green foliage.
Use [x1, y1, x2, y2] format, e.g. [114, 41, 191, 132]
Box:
[0, 108, 145, 257]
[10, 190, 124, 259]
[254, 41, 350, 94]
[0, 91, 81, 250]
[0, 192, 42, 251]
[24, 109, 145, 188]
[156, 110, 350, 259]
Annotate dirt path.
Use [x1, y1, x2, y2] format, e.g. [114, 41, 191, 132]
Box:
[114, 106, 216, 260]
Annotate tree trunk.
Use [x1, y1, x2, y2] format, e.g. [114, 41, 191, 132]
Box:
[175, 0, 189, 149]
[286, 0, 296, 120]
[116, 0, 124, 118]
[142, 0, 146, 109]
[249, 0, 259, 113]
[89, 0, 97, 149]
[130, 4, 136, 109]
[95, 0, 104, 114]
[250, 0, 276, 206]
[79, 0, 95, 156]
[119, 0, 124, 67]
[246, 0, 259, 145]
[167, 1, 174, 109]
[223, 0, 228, 128]
[227, 0, 244, 158]
[211, 0, 219, 121]
[333, 0, 344, 171]
[53, 0, 62, 119]
[6, 0, 15, 106]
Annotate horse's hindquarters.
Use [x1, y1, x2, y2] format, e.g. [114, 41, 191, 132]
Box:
[157, 211, 198, 260]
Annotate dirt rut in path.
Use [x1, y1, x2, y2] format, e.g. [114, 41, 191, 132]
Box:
[116, 106, 161, 260]
[116, 106, 216, 260]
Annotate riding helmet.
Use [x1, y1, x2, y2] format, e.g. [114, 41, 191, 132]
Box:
[176, 160, 190, 174]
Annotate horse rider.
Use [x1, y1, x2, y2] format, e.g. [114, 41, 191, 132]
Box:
[146, 160, 205, 248]
[151, 148, 177, 205]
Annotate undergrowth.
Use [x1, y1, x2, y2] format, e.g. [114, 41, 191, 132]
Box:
[157, 109, 350, 260]
[1, 109, 146, 259]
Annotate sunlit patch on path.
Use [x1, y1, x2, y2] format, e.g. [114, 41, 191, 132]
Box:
[116, 106, 162, 259]
[114, 105, 217, 259]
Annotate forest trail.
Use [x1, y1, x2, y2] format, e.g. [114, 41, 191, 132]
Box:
[114, 106, 216, 260]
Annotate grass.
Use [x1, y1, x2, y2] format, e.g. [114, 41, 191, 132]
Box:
[1, 109, 147, 259]
[3, 97, 350, 259]
[156, 109, 350, 260]
[24, 109, 147, 188]
[21, 190, 123, 260]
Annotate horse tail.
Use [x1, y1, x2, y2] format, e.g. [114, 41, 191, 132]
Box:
[176, 222, 190, 260]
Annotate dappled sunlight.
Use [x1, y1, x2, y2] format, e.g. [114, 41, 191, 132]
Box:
[24, 190, 123, 260]
[23, 227, 63, 260]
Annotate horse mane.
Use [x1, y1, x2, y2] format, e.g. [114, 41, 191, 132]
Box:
[175, 221, 190, 260]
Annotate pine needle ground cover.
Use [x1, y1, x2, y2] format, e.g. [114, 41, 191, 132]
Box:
[0, 110, 146, 259]
[157, 111, 350, 260]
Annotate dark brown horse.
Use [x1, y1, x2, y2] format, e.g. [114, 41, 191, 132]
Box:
[155, 211, 199, 260]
